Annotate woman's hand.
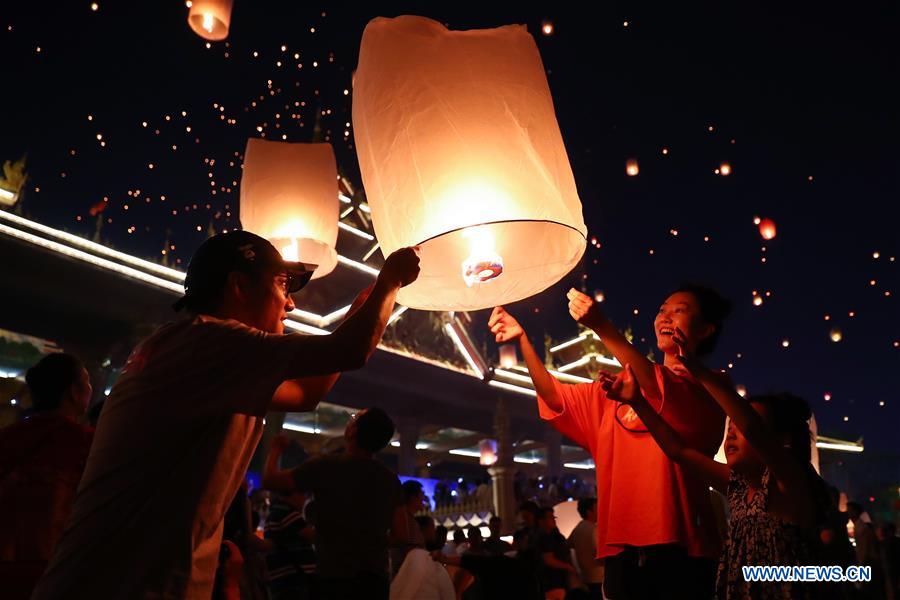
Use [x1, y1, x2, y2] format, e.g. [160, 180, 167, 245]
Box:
[599, 364, 645, 406]
[566, 288, 605, 330]
[672, 326, 705, 377]
[488, 306, 525, 342]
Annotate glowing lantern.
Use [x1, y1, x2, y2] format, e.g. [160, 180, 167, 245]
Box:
[830, 328, 842, 343]
[187, 0, 232, 41]
[759, 218, 777, 240]
[353, 16, 587, 311]
[719, 162, 732, 176]
[626, 159, 639, 176]
[479, 439, 498, 466]
[239, 139, 339, 279]
[552, 500, 581, 538]
[541, 20, 554, 35]
[498, 344, 518, 368]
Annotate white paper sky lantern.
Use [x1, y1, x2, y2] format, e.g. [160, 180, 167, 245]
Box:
[239, 139, 339, 279]
[626, 159, 639, 176]
[353, 16, 587, 311]
[479, 439, 498, 466]
[187, 0, 232, 41]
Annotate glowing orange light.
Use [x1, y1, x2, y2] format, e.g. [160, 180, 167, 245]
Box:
[759, 218, 777, 240]
[626, 159, 639, 176]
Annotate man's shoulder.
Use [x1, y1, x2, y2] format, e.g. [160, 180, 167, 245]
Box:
[155, 315, 264, 340]
[569, 519, 594, 541]
[358, 456, 400, 482]
[569, 519, 588, 534]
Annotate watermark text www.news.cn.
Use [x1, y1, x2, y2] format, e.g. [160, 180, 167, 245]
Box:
[742, 565, 872, 583]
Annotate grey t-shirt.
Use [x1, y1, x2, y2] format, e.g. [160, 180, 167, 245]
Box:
[34, 316, 310, 600]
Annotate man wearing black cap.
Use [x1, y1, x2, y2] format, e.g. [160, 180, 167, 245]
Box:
[33, 231, 420, 600]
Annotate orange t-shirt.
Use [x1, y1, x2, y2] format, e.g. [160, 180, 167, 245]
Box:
[538, 365, 725, 560]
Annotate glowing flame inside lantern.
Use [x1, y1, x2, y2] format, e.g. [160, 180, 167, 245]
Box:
[272, 220, 314, 263]
[461, 226, 504, 287]
[281, 239, 300, 262]
[759, 218, 777, 240]
[202, 12, 214, 33]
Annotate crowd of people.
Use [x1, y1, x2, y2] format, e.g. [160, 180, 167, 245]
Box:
[0, 230, 898, 599]
[429, 474, 591, 510]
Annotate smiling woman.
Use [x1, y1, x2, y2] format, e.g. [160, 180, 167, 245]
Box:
[655, 284, 732, 358]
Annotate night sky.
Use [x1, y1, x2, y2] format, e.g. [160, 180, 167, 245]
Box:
[2, 2, 897, 461]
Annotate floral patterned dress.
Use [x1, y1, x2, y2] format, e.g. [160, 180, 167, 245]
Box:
[716, 469, 818, 600]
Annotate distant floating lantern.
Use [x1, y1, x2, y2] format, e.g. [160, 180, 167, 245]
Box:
[752, 296, 763, 306]
[830, 328, 842, 343]
[759, 218, 777, 240]
[719, 162, 732, 176]
[479, 439, 498, 466]
[626, 159, 639, 176]
[239, 139, 339, 279]
[187, 0, 232, 41]
[736, 385, 747, 398]
[498, 344, 518, 368]
[353, 16, 587, 310]
[541, 20, 554, 35]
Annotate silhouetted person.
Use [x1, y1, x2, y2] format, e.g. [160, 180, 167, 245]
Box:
[33, 232, 420, 599]
[0, 353, 93, 600]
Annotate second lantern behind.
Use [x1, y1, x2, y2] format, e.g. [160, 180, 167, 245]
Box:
[239, 139, 339, 280]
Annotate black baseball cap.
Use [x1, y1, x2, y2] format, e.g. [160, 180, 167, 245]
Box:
[173, 230, 316, 312]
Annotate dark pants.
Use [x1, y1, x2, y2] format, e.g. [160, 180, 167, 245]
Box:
[318, 573, 389, 600]
[603, 545, 716, 600]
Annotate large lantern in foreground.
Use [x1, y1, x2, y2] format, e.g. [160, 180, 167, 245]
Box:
[187, 0, 232, 41]
[353, 16, 587, 311]
[239, 139, 339, 279]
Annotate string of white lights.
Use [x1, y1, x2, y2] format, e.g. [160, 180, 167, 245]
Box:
[338, 221, 375, 241]
[0, 222, 186, 293]
[487, 379, 536, 397]
[0, 209, 186, 281]
[815, 441, 864, 453]
[444, 323, 484, 379]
